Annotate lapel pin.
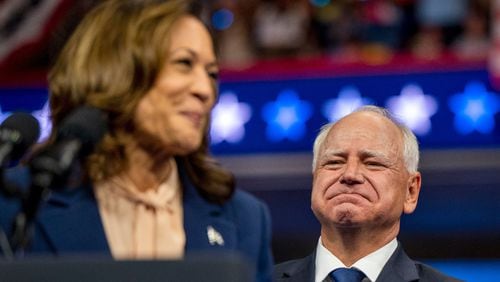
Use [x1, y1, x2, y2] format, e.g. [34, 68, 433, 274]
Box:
[207, 225, 224, 246]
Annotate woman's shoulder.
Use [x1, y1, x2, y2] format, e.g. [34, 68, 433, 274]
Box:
[229, 189, 267, 210]
[224, 188, 271, 223]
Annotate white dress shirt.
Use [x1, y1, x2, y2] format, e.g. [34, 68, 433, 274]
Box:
[314, 237, 398, 282]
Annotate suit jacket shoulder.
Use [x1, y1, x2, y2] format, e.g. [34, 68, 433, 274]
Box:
[223, 189, 274, 282]
[413, 261, 464, 282]
[274, 253, 315, 282]
[273, 243, 463, 282]
[377, 243, 463, 282]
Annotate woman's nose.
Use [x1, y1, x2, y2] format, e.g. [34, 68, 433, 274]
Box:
[192, 70, 214, 105]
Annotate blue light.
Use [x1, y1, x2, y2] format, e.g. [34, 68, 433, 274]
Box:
[427, 260, 500, 282]
[448, 81, 500, 135]
[262, 89, 312, 142]
[310, 0, 330, 8]
[322, 86, 372, 122]
[0, 105, 12, 124]
[211, 9, 234, 31]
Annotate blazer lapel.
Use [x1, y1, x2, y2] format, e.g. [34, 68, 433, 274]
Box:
[37, 186, 110, 256]
[376, 242, 419, 282]
[178, 162, 237, 252]
[36, 161, 238, 255]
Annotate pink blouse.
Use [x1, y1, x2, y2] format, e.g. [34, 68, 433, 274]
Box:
[94, 160, 185, 259]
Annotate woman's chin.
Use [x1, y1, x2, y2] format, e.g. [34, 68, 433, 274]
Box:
[173, 138, 203, 155]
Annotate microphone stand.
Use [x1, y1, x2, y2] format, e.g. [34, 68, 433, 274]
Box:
[0, 170, 21, 259]
[9, 178, 50, 255]
[9, 140, 81, 254]
[9, 175, 55, 254]
[0, 227, 14, 260]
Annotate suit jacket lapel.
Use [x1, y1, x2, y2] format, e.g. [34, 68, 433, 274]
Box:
[179, 161, 237, 252]
[37, 186, 110, 255]
[276, 242, 421, 282]
[376, 242, 419, 282]
[275, 253, 315, 282]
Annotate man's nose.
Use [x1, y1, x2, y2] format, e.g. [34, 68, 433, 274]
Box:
[339, 160, 364, 185]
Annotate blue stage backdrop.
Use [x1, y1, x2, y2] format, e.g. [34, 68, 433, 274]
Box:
[1, 67, 499, 152]
[1, 64, 500, 280]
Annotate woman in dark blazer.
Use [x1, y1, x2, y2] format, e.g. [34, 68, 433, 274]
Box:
[0, 1, 272, 281]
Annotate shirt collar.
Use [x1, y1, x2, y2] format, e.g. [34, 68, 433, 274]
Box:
[314, 237, 398, 282]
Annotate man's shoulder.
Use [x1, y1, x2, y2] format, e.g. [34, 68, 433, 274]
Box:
[414, 261, 464, 282]
[382, 243, 464, 282]
[275, 256, 311, 271]
[274, 254, 315, 281]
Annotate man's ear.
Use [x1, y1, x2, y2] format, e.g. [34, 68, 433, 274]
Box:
[403, 172, 421, 214]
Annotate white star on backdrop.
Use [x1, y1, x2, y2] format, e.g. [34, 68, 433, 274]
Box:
[210, 92, 252, 144]
[386, 84, 438, 136]
[31, 101, 52, 142]
[323, 86, 373, 122]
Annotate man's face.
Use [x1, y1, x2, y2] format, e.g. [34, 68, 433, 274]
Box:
[311, 111, 421, 231]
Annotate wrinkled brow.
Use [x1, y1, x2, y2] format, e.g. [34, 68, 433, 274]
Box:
[321, 149, 392, 162]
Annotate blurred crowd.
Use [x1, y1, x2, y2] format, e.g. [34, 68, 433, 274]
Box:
[0, 0, 492, 79]
[201, 0, 491, 68]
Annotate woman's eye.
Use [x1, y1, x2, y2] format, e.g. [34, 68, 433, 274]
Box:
[208, 70, 219, 80]
[176, 58, 193, 67]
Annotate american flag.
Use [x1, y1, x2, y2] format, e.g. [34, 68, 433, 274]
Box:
[490, 0, 500, 90]
[0, 0, 89, 86]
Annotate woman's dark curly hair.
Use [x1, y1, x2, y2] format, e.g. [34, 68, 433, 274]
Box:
[47, 0, 234, 203]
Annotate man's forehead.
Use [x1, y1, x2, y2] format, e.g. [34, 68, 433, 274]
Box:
[329, 112, 402, 140]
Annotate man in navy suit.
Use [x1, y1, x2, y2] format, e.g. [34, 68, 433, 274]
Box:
[274, 106, 461, 282]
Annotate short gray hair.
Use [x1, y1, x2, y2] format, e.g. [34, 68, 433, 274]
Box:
[312, 105, 419, 173]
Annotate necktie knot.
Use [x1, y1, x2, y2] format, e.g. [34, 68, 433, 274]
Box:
[329, 267, 366, 282]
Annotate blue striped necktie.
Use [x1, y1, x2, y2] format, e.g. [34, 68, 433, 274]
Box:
[329, 268, 366, 282]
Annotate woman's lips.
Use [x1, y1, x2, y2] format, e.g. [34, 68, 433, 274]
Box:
[181, 111, 203, 128]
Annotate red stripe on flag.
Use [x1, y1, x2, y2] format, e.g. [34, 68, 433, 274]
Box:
[0, 0, 76, 84]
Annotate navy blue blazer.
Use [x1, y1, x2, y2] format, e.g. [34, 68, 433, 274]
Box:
[273, 243, 463, 282]
[0, 162, 273, 282]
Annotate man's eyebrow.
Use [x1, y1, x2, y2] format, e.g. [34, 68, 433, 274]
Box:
[321, 149, 345, 158]
[359, 150, 392, 162]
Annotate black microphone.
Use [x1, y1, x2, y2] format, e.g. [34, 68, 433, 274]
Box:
[28, 106, 108, 189]
[0, 113, 39, 257]
[0, 113, 40, 198]
[10, 106, 108, 252]
[0, 113, 40, 168]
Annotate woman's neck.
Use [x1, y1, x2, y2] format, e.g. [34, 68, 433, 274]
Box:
[123, 142, 173, 192]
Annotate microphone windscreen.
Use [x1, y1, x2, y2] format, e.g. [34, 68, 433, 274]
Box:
[57, 106, 108, 155]
[1, 113, 41, 160]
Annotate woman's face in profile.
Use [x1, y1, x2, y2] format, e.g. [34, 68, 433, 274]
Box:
[134, 15, 218, 155]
